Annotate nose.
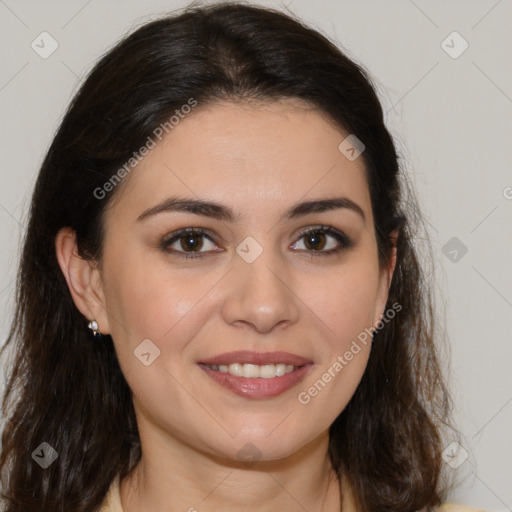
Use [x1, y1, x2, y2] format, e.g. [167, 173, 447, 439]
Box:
[220, 245, 300, 334]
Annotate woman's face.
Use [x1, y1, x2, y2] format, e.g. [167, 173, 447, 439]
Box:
[95, 100, 394, 463]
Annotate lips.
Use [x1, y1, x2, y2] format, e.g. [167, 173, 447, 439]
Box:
[199, 363, 312, 399]
[199, 350, 312, 367]
[197, 350, 313, 399]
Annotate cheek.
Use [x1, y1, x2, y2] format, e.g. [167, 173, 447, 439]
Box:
[303, 258, 381, 345]
[293, 259, 380, 412]
[102, 251, 227, 368]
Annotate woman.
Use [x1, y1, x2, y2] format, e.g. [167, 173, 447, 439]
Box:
[0, 3, 482, 511]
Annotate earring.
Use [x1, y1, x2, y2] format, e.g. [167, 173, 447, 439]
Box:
[87, 320, 101, 338]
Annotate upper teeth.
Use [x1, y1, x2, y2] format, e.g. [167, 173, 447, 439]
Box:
[206, 363, 296, 378]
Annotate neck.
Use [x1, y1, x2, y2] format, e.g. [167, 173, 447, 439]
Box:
[120, 428, 343, 512]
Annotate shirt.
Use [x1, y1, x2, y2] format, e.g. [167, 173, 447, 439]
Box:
[98, 472, 486, 512]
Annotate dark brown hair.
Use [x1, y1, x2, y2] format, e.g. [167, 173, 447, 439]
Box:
[0, 3, 451, 511]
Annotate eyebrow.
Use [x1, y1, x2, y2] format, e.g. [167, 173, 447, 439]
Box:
[136, 196, 365, 224]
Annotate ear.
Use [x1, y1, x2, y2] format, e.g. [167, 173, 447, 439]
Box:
[373, 228, 399, 326]
[55, 227, 111, 335]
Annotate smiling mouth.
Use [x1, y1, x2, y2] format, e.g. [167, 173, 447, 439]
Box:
[198, 350, 313, 398]
[203, 363, 300, 378]
[198, 362, 312, 399]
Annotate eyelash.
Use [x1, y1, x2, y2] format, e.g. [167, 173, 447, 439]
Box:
[161, 225, 353, 260]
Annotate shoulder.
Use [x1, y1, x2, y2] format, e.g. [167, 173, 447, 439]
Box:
[440, 505, 488, 512]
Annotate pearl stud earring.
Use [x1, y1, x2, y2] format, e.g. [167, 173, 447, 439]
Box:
[87, 320, 101, 337]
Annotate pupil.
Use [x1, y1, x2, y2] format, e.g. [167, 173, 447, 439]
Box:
[182, 234, 202, 252]
[305, 231, 325, 250]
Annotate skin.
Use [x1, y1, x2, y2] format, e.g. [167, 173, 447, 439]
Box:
[56, 99, 396, 511]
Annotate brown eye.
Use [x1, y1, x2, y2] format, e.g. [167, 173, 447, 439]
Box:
[291, 226, 353, 256]
[179, 233, 204, 252]
[161, 228, 219, 259]
[303, 231, 327, 251]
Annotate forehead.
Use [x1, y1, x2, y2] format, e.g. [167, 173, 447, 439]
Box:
[106, 99, 372, 225]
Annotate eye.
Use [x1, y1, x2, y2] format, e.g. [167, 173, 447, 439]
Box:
[161, 225, 353, 260]
[290, 225, 353, 257]
[161, 227, 220, 259]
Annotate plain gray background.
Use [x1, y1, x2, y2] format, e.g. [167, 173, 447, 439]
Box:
[0, 0, 510, 509]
